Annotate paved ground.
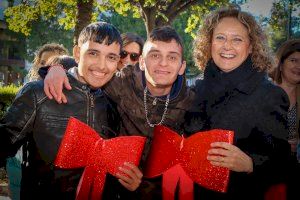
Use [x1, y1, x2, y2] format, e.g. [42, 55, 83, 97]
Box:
[0, 168, 9, 199]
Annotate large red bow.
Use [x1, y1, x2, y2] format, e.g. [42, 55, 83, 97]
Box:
[144, 125, 234, 200]
[54, 117, 146, 200]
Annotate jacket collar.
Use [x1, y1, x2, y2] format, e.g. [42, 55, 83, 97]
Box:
[141, 72, 185, 101]
[204, 56, 266, 95]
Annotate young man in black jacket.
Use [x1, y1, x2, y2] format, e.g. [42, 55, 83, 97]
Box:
[0, 22, 142, 199]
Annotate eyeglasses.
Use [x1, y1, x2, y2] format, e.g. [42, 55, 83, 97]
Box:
[120, 50, 140, 62]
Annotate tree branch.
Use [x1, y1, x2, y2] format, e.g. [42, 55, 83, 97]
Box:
[167, 0, 202, 22]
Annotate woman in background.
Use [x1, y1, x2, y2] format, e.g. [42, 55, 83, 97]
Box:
[118, 32, 144, 70]
[270, 39, 300, 200]
[6, 43, 68, 200]
[26, 43, 68, 82]
[270, 39, 300, 158]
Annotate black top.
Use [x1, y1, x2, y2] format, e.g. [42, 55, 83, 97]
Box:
[184, 57, 291, 200]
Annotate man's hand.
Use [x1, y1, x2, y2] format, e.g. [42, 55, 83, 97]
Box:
[44, 65, 71, 103]
[116, 162, 143, 191]
[207, 142, 253, 173]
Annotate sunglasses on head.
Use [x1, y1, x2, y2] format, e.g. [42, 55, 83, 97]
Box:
[120, 50, 140, 62]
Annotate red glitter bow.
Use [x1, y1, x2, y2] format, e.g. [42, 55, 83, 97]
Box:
[54, 117, 146, 200]
[144, 125, 234, 200]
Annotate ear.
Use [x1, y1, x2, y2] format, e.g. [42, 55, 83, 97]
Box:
[73, 45, 80, 63]
[139, 55, 146, 71]
[178, 60, 187, 75]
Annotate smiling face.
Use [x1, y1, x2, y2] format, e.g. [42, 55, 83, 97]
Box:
[281, 51, 300, 85]
[74, 40, 120, 88]
[211, 17, 252, 72]
[140, 39, 186, 95]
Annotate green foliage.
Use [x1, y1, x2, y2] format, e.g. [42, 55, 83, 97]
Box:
[267, 0, 300, 51]
[102, 11, 147, 38]
[185, 0, 229, 38]
[4, 4, 39, 36]
[4, 0, 95, 35]
[25, 17, 74, 62]
[0, 84, 22, 119]
[172, 11, 199, 76]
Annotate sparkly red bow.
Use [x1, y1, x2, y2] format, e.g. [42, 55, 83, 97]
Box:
[144, 125, 234, 200]
[54, 117, 146, 200]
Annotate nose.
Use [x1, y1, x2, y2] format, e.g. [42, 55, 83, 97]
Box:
[97, 55, 107, 71]
[123, 56, 131, 65]
[223, 39, 233, 50]
[159, 56, 168, 67]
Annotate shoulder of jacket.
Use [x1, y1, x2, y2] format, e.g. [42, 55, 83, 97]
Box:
[259, 79, 289, 108]
[18, 81, 47, 103]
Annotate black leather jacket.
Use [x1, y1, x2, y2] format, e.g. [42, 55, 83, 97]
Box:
[0, 73, 120, 199]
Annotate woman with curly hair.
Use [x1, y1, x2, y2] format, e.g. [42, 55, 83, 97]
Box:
[26, 43, 68, 82]
[185, 6, 291, 200]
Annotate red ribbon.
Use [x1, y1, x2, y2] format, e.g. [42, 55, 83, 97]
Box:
[144, 125, 234, 200]
[54, 117, 146, 200]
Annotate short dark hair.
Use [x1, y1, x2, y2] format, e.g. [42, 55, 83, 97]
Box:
[148, 26, 184, 51]
[78, 22, 122, 48]
[121, 32, 144, 55]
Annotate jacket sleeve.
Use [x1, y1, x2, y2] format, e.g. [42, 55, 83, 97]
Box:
[249, 85, 290, 186]
[0, 83, 37, 166]
[38, 66, 50, 79]
[103, 64, 135, 104]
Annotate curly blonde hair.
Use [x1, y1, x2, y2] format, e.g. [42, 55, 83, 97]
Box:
[193, 6, 274, 72]
[27, 43, 68, 82]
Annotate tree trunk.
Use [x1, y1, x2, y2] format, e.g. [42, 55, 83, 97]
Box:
[143, 11, 171, 37]
[73, 0, 94, 45]
[141, 0, 199, 37]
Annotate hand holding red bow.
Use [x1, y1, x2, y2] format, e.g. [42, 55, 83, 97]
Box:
[54, 117, 146, 200]
[144, 125, 234, 200]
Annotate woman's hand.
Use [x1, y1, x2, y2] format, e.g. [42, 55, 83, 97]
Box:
[44, 65, 71, 103]
[207, 142, 253, 173]
[116, 162, 143, 191]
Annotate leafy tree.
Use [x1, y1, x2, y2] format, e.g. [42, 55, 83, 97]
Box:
[101, 11, 147, 39]
[25, 17, 74, 62]
[267, 0, 300, 51]
[4, 0, 96, 44]
[5, 0, 231, 42]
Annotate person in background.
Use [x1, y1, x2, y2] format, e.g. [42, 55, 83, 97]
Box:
[45, 55, 78, 71]
[269, 39, 300, 200]
[270, 39, 300, 158]
[6, 43, 69, 200]
[185, 6, 291, 200]
[118, 32, 144, 70]
[26, 43, 68, 82]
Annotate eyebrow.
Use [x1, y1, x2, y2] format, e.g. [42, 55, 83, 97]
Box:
[214, 33, 245, 38]
[148, 49, 181, 56]
[87, 49, 100, 53]
[87, 49, 119, 57]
